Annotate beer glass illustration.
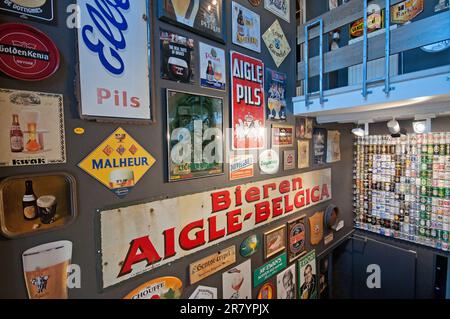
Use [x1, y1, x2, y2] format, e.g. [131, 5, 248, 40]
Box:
[171, 0, 199, 27]
[21, 110, 41, 152]
[22, 240, 72, 299]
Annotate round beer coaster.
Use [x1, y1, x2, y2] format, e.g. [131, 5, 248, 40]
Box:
[0, 23, 60, 81]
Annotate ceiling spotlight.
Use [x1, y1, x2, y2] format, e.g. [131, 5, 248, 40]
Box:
[351, 128, 365, 137]
[413, 121, 427, 134]
[387, 119, 400, 134]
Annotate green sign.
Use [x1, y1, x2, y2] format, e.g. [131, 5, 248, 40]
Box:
[253, 253, 287, 287]
[298, 250, 317, 299]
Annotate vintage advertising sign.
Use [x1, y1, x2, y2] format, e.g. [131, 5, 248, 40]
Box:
[276, 264, 296, 299]
[231, 1, 261, 53]
[123, 277, 183, 299]
[0, 23, 59, 81]
[287, 215, 306, 262]
[326, 130, 341, 163]
[391, 0, 423, 24]
[99, 169, 332, 288]
[259, 149, 279, 174]
[298, 250, 317, 299]
[295, 117, 312, 139]
[230, 154, 254, 181]
[313, 128, 327, 165]
[189, 246, 236, 284]
[77, 0, 151, 121]
[297, 140, 309, 169]
[189, 286, 217, 299]
[0, 0, 54, 22]
[262, 20, 291, 68]
[240, 234, 260, 258]
[253, 252, 287, 287]
[264, 0, 290, 22]
[283, 150, 295, 171]
[266, 68, 287, 121]
[199, 42, 226, 91]
[350, 10, 385, 39]
[158, 0, 225, 43]
[263, 225, 286, 260]
[309, 211, 324, 245]
[160, 30, 195, 84]
[257, 283, 275, 299]
[231, 51, 265, 150]
[222, 260, 251, 299]
[0, 88, 65, 167]
[78, 127, 156, 198]
[272, 125, 294, 147]
[167, 90, 223, 182]
[249, 0, 262, 6]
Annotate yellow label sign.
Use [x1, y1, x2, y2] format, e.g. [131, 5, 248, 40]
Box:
[78, 127, 155, 197]
[123, 276, 182, 299]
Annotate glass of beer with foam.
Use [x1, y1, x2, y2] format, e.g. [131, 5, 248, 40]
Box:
[22, 241, 72, 299]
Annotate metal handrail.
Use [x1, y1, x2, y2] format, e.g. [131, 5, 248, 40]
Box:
[304, 19, 328, 107]
[362, 0, 394, 98]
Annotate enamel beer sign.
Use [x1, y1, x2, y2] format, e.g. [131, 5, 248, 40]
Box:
[391, 0, 423, 24]
[231, 51, 265, 150]
[78, 127, 156, 198]
[99, 168, 331, 288]
[0, 23, 59, 81]
[77, 0, 152, 121]
[123, 277, 183, 299]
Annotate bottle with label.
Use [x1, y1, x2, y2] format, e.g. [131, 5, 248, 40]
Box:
[10, 114, 23, 153]
[23, 180, 38, 220]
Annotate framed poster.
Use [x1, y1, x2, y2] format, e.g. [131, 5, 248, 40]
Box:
[272, 124, 294, 147]
[189, 286, 218, 299]
[199, 42, 226, 91]
[0, 89, 65, 167]
[158, 0, 226, 43]
[287, 215, 307, 262]
[313, 128, 327, 165]
[264, 0, 290, 23]
[326, 130, 341, 163]
[298, 250, 318, 299]
[264, 225, 286, 260]
[230, 51, 265, 150]
[231, 1, 261, 53]
[222, 260, 252, 299]
[297, 140, 310, 169]
[276, 264, 296, 299]
[257, 283, 275, 299]
[78, 0, 152, 121]
[262, 20, 291, 67]
[266, 69, 287, 121]
[160, 30, 195, 84]
[391, 0, 423, 24]
[167, 90, 224, 181]
[78, 127, 156, 198]
[295, 117, 313, 139]
[283, 150, 295, 170]
[0, 0, 54, 23]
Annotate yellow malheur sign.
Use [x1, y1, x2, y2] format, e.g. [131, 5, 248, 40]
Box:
[78, 127, 155, 197]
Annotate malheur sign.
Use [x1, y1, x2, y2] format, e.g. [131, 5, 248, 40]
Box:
[100, 168, 332, 288]
[77, 0, 151, 120]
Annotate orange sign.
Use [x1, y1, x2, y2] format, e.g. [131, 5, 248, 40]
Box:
[123, 277, 182, 299]
[309, 211, 324, 245]
[391, 0, 423, 24]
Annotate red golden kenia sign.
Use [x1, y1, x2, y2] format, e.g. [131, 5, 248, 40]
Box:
[99, 169, 332, 288]
[0, 23, 60, 81]
[230, 51, 265, 150]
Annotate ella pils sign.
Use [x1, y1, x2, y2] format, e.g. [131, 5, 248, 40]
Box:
[99, 169, 332, 288]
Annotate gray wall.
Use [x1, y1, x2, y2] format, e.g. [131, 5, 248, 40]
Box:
[0, 0, 355, 299]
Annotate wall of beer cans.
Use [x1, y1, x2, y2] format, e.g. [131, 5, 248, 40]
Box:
[354, 132, 450, 251]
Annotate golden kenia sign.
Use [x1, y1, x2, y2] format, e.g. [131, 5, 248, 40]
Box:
[78, 127, 155, 197]
[100, 168, 332, 288]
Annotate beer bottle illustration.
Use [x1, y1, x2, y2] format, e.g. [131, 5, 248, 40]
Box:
[10, 114, 24, 153]
[237, 9, 245, 38]
[23, 180, 38, 220]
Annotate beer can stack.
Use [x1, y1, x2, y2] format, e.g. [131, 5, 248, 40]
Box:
[353, 132, 450, 251]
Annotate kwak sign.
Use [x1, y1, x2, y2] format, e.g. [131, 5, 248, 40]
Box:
[99, 168, 331, 288]
[77, 0, 152, 121]
[78, 127, 155, 198]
